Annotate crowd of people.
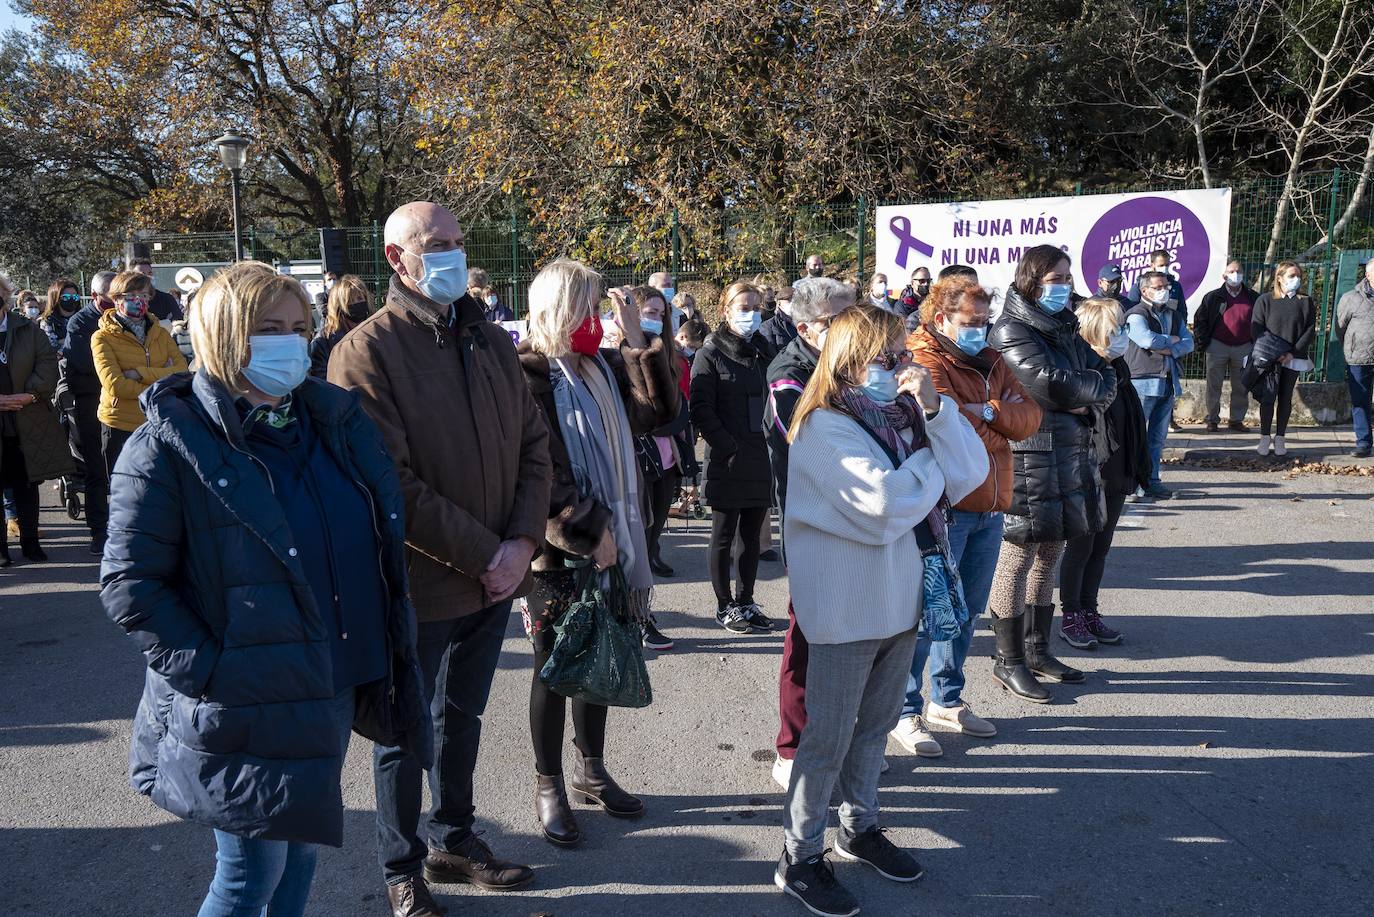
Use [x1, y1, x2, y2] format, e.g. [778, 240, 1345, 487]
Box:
[0, 200, 1369, 917]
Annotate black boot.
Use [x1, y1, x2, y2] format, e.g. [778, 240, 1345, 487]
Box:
[570, 755, 644, 818]
[1024, 604, 1084, 683]
[0, 539, 11, 568]
[535, 773, 581, 847]
[19, 537, 47, 563]
[992, 615, 1051, 704]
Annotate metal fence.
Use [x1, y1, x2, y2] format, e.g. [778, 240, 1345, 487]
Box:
[132, 168, 1373, 381]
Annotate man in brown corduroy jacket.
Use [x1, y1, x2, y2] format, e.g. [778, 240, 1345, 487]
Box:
[329, 201, 551, 916]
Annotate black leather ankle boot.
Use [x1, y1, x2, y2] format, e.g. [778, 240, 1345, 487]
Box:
[992, 615, 1051, 703]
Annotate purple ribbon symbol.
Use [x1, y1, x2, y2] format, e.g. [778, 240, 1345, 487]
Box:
[889, 216, 934, 268]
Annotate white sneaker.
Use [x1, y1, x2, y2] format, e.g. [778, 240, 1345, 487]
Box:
[890, 715, 943, 758]
[1257, 435, 1271, 455]
[772, 755, 793, 791]
[1273, 435, 1287, 457]
[925, 701, 998, 738]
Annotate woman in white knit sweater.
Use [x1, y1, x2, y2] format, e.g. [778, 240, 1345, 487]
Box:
[775, 305, 987, 917]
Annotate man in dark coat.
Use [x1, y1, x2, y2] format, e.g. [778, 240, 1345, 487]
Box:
[329, 201, 552, 916]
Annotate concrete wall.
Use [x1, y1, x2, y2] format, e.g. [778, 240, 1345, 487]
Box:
[1175, 379, 1351, 426]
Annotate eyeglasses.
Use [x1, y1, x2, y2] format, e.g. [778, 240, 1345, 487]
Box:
[873, 349, 913, 371]
[117, 293, 151, 304]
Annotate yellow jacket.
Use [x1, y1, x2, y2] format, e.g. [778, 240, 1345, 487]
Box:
[91, 311, 189, 431]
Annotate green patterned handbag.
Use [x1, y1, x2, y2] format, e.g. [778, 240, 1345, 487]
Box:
[539, 563, 653, 708]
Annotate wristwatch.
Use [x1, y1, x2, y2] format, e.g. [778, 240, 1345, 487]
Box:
[982, 404, 996, 423]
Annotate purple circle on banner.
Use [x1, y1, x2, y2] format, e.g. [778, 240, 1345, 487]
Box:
[1080, 197, 1210, 302]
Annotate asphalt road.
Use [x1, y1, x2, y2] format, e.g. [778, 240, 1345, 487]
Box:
[2, 463, 1372, 917]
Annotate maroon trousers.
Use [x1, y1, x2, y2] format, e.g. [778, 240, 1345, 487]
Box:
[775, 601, 810, 760]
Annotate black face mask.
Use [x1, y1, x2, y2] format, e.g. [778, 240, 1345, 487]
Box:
[346, 300, 371, 322]
[808, 267, 823, 277]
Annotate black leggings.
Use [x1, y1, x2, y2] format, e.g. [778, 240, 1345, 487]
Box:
[1059, 492, 1127, 613]
[643, 469, 679, 559]
[528, 570, 607, 776]
[1259, 367, 1300, 437]
[708, 506, 767, 610]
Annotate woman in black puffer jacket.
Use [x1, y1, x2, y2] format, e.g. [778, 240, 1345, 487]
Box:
[690, 281, 777, 635]
[987, 245, 1116, 703]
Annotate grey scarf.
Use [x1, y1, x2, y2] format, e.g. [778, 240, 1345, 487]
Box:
[551, 353, 653, 619]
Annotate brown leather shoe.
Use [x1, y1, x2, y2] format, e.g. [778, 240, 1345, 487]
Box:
[386, 876, 446, 916]
[536, 773, 581, 847]
[423, 834, 535, 891]
[570, 756, 644, 818]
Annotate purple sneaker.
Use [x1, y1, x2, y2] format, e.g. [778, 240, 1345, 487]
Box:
[1084, 608, 1123, 645]
[1059, 609, 1098, 649]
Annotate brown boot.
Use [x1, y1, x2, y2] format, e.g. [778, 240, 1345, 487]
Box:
[570, 756, 644, 818]
[536, 773, 581, 847]
[385, 875, 446, 917]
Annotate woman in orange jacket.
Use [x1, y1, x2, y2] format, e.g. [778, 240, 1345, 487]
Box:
[91, 270, 188, 475]
[890, 275, 1042, 757]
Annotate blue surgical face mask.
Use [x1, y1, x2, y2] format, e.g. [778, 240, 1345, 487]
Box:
[1282, 276, 1301, 295]
[1105, 328, 1130, 360]
[660, 286, 676, 304]
[405, 246, 468, 305]
[1037, 283, 1072, 314]
[243, 334, 310, 397]
[730, 310, 761, 337]
[640, 317, 663, 336]
[953, 325, 987, 356]
[859, 365, 899, 403]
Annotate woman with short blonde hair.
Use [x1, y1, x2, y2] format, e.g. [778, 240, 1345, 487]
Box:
[515, 257, 678, 846]
[101, 259, 428, 917]
[308, 274, 370, 378]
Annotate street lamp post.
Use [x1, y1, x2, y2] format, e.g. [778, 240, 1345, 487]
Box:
[214, 131, 251, 261]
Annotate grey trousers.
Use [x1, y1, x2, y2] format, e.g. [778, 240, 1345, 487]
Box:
[783, 628, 920, 860]
[1205, 341, 1252, 424]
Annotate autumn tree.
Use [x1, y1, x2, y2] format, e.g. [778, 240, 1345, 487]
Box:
[13, 0, 427, 232]
[402, 0, 1033, 274]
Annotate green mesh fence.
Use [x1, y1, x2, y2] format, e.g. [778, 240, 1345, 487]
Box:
[133, 168, 1374, 379]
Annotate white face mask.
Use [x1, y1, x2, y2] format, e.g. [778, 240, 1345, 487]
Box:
[1225, 271, 1243, 287]
[1148, 288, 1170, 306]
[1282, 276, 1301, 295]
[242, 334, 310, 397]
[25, 306, 41, 320]
[730, 310, 761, 337]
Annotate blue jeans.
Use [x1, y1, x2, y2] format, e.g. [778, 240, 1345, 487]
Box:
[903, 510, 1005, 716]
[374, 601, 511, 883]
[1138, 392, 1174, 486]
[1348, 364, 1373, 450]
[198, 689, 355, 917]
